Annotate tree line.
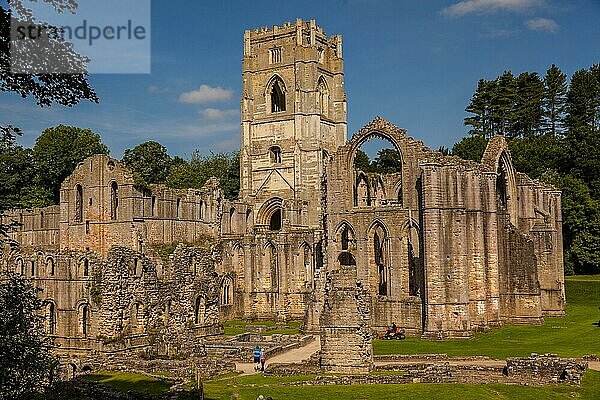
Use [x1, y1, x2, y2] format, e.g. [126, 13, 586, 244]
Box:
[0, 126, 241, 215]
[453, 64, 600, 275]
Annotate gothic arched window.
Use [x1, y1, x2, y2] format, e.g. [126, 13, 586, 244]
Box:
[110, 181, 118, 220]
[271, 80, 286, 112]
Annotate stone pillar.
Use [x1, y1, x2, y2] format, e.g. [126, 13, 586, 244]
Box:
[319, 266, 373, 374]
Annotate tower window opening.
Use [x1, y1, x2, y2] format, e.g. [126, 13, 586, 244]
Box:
[270, 146, 282, 164]
[271, 81, 286, 112]
[269, 209, 282, 231]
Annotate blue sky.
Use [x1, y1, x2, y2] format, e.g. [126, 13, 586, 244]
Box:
[2, 0, 599, 159]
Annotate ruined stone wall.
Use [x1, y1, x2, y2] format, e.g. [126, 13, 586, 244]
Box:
[320, 266, 373, 373]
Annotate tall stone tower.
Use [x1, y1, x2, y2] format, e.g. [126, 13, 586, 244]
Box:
[240, 19, 346, 229]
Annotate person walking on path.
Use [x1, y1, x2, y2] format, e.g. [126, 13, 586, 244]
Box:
[260, 348, 266, 372]
[253, 346, 261, 371]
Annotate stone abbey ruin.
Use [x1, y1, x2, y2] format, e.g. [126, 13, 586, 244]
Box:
[1, 19, 565, 371]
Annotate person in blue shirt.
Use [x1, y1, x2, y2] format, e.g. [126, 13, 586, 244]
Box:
[253, 346, 261, 371]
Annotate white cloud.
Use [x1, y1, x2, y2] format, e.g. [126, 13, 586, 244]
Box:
[179, 85, 233, 104]
[199, 108, 239, 120]
[442, 0, 543, 17]
[148, 85, 169, 93]
[525, 17, 559, 32]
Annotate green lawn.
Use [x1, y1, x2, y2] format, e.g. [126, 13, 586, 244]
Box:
[374, 276, 600, 359]
[82, 370, 173, 395]
[203, 369, 600, 400]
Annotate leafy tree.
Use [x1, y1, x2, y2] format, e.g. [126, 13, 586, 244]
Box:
[541, 171, 600, 274]
[565, 68, 599, 132]
[0, 132, 35, 211]
[513, 72, 544, 138]
[122, 141, 172, 187]
[32, 125, 109, 204]
[564, 67, 600, 197]
[508, 134, 565, 179]
[543, 64, 568, 135]
[353, 150, 372, 172]
[1, 1, 97, 118]
[0, 271, 58, 399]
[373, 148, 402, 173]
[451, 135, 488, 162]
[166, 151, 240, 200]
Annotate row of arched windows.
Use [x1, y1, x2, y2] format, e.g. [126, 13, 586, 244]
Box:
[14, 257, 91, 278]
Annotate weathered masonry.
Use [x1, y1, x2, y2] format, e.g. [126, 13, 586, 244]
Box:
[0, 19, 565, 358]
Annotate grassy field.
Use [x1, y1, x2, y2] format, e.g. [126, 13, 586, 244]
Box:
[374, 276, 600, 358]
[203, 370, 600, 400]
[81, 370, 172, 395]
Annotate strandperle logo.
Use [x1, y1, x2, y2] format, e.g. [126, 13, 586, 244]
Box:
[14, 20, 147, 46]
[9, 0, 150, 74]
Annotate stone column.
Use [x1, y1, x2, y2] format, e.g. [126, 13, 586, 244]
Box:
[319, 266, 373, 374]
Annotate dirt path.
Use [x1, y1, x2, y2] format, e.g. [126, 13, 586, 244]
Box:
[235, 336, 321, 375]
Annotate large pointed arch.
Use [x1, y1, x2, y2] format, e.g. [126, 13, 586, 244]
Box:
[266, 74, 287, 113]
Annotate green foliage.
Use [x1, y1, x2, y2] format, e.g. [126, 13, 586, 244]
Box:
[122, 141, 172, 187]
[373, 277, 599, 359]
[0, 271, 58, 399]
[90, 285, 102, 307]
[543, 64, 568, 135]
[32, 125, 109, 204]
[451, 136, 488, 162]
[353, 148, 402, 174]
[513, 72, 544, 138]
[508, 134, 565, 179]
[166, 151, 240, 200]
[353, 150, 372, 172]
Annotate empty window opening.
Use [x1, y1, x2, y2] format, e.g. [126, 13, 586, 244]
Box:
[110, 182, 118, 220]
[227, 207, 235, 233]
[270, 146, 282, 164]
[81, 305, 89, 336]
[221, 278, 232, 305]
[374, 231, 387, 295]
[338, 252, 356, 266]
[75, 184, 83, 222]
[341, 225, 355, 251]
[271, 80, 286, 112]
[83, 259, 89, 277]
[151, 196, 156, 216]
[176, 198, 181, 218]
[269, 209, 282, 231]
